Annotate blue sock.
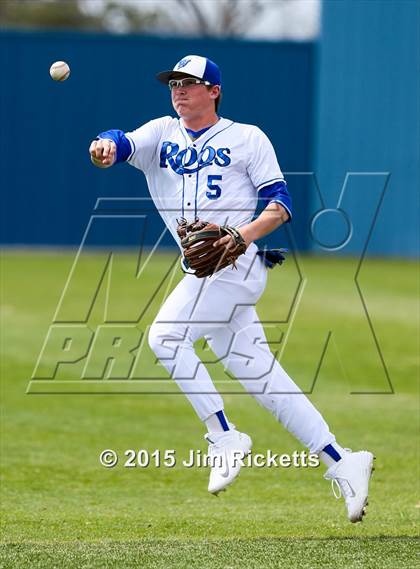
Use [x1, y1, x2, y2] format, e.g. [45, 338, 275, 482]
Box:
[205, 410, 230, 433]
[319, 443, 348, 467]
[215, 410, 230, 431]
[322, 444, 342, 462]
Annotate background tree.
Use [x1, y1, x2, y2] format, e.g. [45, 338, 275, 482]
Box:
[0, 0, 160, 33]
[0, 0, 319, 39]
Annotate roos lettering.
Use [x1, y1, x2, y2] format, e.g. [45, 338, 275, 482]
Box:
[160, 142, 231, 174]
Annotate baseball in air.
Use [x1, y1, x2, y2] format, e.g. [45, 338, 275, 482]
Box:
[49, 61, 70, 82]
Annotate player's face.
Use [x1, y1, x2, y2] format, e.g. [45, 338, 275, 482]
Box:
[170, 76, 220, 120]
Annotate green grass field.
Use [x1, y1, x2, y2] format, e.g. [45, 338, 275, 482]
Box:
[1, 251, 418, 568]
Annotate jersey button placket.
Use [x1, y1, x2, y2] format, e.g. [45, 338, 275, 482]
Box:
[185, 171, 195, 214]
[183, 145, 198, 217]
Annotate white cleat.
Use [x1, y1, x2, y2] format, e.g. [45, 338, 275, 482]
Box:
[205, 430, 252, 495]
[324, 450, 375, 523]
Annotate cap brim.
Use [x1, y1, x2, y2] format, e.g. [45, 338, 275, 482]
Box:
[156, 70, 201, 84]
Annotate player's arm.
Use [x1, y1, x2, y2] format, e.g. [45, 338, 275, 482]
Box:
[214, 201, 288, 249]
[215, 179, 292, 249]
[238, 179, 292, 246]
[89, 118, 172, 170]
[214, 126, 292, 249]
[238, 201, 289, 248]
[89, 129, 132, 168]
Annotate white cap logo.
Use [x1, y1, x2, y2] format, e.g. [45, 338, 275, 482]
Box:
[175, 58, 192, 70]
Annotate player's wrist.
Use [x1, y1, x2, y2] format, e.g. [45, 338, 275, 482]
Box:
[237, 225, 255, 248]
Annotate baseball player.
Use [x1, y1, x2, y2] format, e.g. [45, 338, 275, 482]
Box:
[89, 55, 374, 522]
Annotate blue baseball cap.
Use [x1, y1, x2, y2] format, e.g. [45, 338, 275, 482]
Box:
[156, 55, 222, 86]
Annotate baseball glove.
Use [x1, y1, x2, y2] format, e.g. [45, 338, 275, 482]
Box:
[177, 218, 247, 278]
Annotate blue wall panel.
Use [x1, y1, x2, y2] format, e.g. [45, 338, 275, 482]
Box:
[0, 32, 314, 250]
[315, 0, 419, 256]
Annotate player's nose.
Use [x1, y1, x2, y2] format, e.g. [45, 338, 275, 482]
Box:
[172, 86, 187, 95]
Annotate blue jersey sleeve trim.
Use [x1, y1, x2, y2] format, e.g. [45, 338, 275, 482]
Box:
[259, 180, 292, 221]
[97, 129, 132, 163]
[257, 177, 285, 191]
[125, 134, 136, 161]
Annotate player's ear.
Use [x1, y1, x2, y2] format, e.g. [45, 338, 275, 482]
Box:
[211, 85, 221, 99]
[211, 86, 220, 109]
[206, 85, 221, 111]
[207, 85, 220, 99]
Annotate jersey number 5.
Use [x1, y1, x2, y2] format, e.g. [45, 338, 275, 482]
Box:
[206, 175, 222, 200]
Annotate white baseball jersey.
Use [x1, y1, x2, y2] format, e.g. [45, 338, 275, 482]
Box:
[125, 116, 285, 249]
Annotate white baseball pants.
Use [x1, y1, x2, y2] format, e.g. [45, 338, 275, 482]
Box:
[148, 244, 335, 453]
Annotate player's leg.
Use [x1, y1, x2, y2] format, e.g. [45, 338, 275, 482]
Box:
[206, 305, 374, 521]
[148, 274, 224, 422]
[148, 251, 266, 493]
[148, 245, 266, 424]
[205, 305, 337, 453]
